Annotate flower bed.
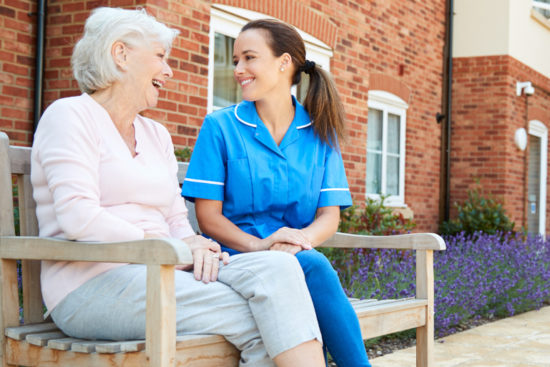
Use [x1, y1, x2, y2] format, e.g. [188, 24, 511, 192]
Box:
[327, 232, 550, 336]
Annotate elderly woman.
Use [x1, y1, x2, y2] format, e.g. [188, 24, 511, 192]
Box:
[30, 7, 324, 367]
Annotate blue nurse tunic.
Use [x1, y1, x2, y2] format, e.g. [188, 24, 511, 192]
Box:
[181, 96, 352, 240]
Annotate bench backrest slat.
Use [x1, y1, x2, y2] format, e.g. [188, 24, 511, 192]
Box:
[0, 133, 15, 237]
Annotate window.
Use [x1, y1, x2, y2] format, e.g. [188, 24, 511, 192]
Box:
[208, 5, 333, 113]
[533, 0, 550, 19]
[366, 91, 408, 206]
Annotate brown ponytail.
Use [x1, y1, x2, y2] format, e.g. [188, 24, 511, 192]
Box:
[241, 19, 345, 147]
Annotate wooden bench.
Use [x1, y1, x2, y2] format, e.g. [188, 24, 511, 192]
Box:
[0, 131, 445, 366]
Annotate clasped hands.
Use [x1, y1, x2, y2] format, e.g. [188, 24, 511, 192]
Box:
[144, 227, 310, 283]
[258, 227, 313, 255]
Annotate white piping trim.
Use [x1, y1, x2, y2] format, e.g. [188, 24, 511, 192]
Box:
[297, 122, 312, 129]
[184, 178, 225, 186]
[234, 103, 257, 128]
[320, 188, 350, 192]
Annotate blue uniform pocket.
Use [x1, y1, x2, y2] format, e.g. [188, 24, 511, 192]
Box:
[284, 165, 325, 228]
[224, 158, 254, 217]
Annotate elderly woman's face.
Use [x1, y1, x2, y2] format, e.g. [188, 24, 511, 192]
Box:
[123, 41, 173, 111]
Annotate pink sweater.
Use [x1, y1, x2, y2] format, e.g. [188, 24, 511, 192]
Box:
[31, 93, 195, 314]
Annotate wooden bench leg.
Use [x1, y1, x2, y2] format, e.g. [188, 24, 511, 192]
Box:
[146, 264, 176, 367]
[0, 259, 21, 367]
[416, 250, 434, 367]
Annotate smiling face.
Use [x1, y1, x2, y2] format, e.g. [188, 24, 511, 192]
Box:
[232, 29, 292, 103]
[121, 41, 173, 111]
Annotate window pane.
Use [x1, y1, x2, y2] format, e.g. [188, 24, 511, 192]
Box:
[387, 156, 400, 196]
[387, 113, 400, 154]
[213, 33, 241, 109]
[534, 0, 550, 18]
[367, 109, 382, 151]
[367, 152, 382, 194]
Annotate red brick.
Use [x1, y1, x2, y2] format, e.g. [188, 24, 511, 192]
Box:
[3, 0, 30, 12]
[0, 119, 14, 128]
[3, 63, 29, 76]
[4, 17, 31, 32]
[0, 6, 16, 17]
[3, 85, 28, 98]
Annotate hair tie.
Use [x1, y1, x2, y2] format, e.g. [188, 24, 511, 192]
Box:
[301, 60, 316, 75]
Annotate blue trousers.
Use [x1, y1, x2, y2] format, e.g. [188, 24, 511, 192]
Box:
[295, 250, 371, 367]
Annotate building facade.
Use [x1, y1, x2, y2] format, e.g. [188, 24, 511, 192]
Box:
[452, 0, 550, 235]
[0, 0, 475, 233]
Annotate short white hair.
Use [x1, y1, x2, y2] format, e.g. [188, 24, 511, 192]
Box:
[72, 7, 179, 94]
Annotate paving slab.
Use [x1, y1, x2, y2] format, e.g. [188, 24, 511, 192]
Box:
[371, 306, 550, 367]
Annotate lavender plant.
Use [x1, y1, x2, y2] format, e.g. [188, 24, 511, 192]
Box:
[333, 232, 550, 336]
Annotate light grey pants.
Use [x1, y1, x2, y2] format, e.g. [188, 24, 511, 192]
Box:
[51, 251, 321, 366]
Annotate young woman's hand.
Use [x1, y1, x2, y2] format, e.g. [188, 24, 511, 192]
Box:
[269, 242, 304, 255]
[258, 227, 312, 251]
[177, 235, 229, 283]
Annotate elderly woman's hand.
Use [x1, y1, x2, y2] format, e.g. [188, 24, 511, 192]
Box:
[178, 235, 230, 283]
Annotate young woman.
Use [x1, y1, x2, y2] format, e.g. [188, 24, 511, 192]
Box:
[182, 19, 371, 367]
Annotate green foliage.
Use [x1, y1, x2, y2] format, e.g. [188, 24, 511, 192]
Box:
[13, 184, 19, 236]
[439, 189, 515, 236]
[338, 195, 416, 235]
[174, 147, 192, 162]
[319, 196, 416, 279]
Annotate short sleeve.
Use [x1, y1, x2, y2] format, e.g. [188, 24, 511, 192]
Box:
[318, 144, 353, 209]
[181, 115, 226, 202]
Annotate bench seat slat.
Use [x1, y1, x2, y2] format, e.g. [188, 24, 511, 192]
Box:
[26, 331, 67, 346]
[71, 340, 117, 353]
[5, 322, 58, 340]
[96, 340, 146, 353]
[47, 337, 82, 351]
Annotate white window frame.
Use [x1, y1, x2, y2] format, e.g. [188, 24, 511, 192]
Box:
[208, 5, 333, 113]
[366, 90, 408, 207]
[529, 119, 548, 236]
[532, 0, 550, 28]
[533, 0, 550, 13]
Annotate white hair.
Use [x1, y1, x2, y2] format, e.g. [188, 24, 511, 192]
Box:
[72, 7, 179, 94]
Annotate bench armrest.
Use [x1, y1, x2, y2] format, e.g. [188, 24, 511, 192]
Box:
[0, 236, 193, 265]
[319, 232, 446, 251]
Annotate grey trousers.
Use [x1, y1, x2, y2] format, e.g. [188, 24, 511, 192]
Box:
[51, 251, 321, 366]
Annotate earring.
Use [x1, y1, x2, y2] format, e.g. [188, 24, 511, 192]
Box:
[280, 66, 285, 72]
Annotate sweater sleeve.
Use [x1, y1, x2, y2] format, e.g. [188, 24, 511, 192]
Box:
[32, 99, 145, 242]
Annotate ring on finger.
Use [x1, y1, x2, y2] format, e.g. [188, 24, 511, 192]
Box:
[212, 253, 220, 259]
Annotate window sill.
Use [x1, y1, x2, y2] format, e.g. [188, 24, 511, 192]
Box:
[531, 8, 550, 30]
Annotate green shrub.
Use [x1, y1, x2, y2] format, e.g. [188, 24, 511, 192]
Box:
[439, 189, 515, 236]
[338, 195, 415, 235]
[13, 184, 19, 236]
[174, 147, 192, 162]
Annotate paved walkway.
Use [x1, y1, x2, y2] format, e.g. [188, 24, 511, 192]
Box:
[371, 306, 550, 366]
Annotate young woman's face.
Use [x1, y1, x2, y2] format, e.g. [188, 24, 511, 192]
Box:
[232, 29, 291, 102]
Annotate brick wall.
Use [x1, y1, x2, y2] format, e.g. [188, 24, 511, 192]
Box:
[0, 0, 36, 145]
[0, 0, 447, 232]
[451, 55, 550, 230]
